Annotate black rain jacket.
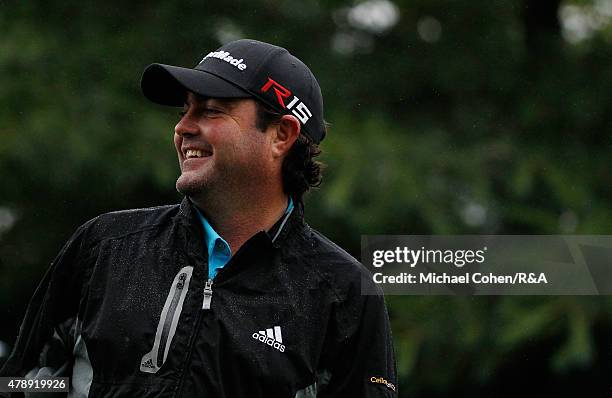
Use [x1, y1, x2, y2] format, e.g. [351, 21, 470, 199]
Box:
[0, 198, 397, 397]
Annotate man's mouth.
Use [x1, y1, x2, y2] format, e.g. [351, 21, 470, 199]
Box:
[184, 149, 213, 159]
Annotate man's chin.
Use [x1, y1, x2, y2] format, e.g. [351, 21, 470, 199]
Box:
[176, 176, 208, 198]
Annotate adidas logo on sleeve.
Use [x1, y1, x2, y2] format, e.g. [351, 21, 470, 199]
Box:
[252, 326, 285, 352]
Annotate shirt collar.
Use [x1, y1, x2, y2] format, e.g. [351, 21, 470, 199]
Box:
[197, 210, 230, 258]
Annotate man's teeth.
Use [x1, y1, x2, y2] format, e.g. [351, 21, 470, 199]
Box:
[185, 149, 210, 158]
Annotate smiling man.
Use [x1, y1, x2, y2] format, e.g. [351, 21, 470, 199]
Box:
[0, 39, 396, 397]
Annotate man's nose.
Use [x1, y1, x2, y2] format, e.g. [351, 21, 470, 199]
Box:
[175, 113, 199, 137]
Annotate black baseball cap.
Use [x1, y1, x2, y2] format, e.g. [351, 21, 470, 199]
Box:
[141, 39, 326, 144]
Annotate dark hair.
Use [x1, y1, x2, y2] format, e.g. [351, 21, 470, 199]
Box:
[255, 101, 324, 201]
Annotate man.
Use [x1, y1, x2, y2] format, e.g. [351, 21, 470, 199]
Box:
[1, 39, 396, 397]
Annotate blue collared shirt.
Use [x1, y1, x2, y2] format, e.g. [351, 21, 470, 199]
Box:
[195, 198, 294, 279]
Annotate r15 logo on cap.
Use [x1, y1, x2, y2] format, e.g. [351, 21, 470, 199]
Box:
[260, 77, 312, 124]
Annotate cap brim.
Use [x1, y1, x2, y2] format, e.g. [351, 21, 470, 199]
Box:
[141, 63, 251, 106]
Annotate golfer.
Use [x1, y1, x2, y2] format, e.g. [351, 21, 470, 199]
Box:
[1, 39, 396, 397]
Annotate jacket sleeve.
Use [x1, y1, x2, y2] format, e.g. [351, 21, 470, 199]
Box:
[318, 275, 397, 398]
[0, 220, 95, 396]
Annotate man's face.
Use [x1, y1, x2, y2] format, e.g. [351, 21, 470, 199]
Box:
[174, 92, 273, 199]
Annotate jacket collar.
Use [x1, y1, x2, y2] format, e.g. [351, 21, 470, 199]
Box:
[175, 196, 306, 249]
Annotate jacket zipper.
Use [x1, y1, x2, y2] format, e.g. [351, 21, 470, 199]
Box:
[202, 279, 213, 310]
[175, 275, 214, 395]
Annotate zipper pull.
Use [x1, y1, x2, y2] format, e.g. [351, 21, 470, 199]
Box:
[202, 279, 213, 310]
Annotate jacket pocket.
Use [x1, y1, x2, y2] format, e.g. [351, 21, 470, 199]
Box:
[140, 266, 194, 373]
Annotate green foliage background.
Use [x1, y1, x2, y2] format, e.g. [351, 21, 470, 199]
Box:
[2, 0, 612, 396]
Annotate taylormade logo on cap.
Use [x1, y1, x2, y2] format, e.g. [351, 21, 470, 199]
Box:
[201, 51, 247, 71]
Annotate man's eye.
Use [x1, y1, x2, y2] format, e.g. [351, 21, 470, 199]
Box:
[204, 108, 223, 115]
[178, 108, 223, 118]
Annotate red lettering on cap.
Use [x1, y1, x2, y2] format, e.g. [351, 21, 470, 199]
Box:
[260, 77, 292, 108]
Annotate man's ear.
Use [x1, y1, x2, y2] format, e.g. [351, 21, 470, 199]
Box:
[271, 114, 300, 159]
